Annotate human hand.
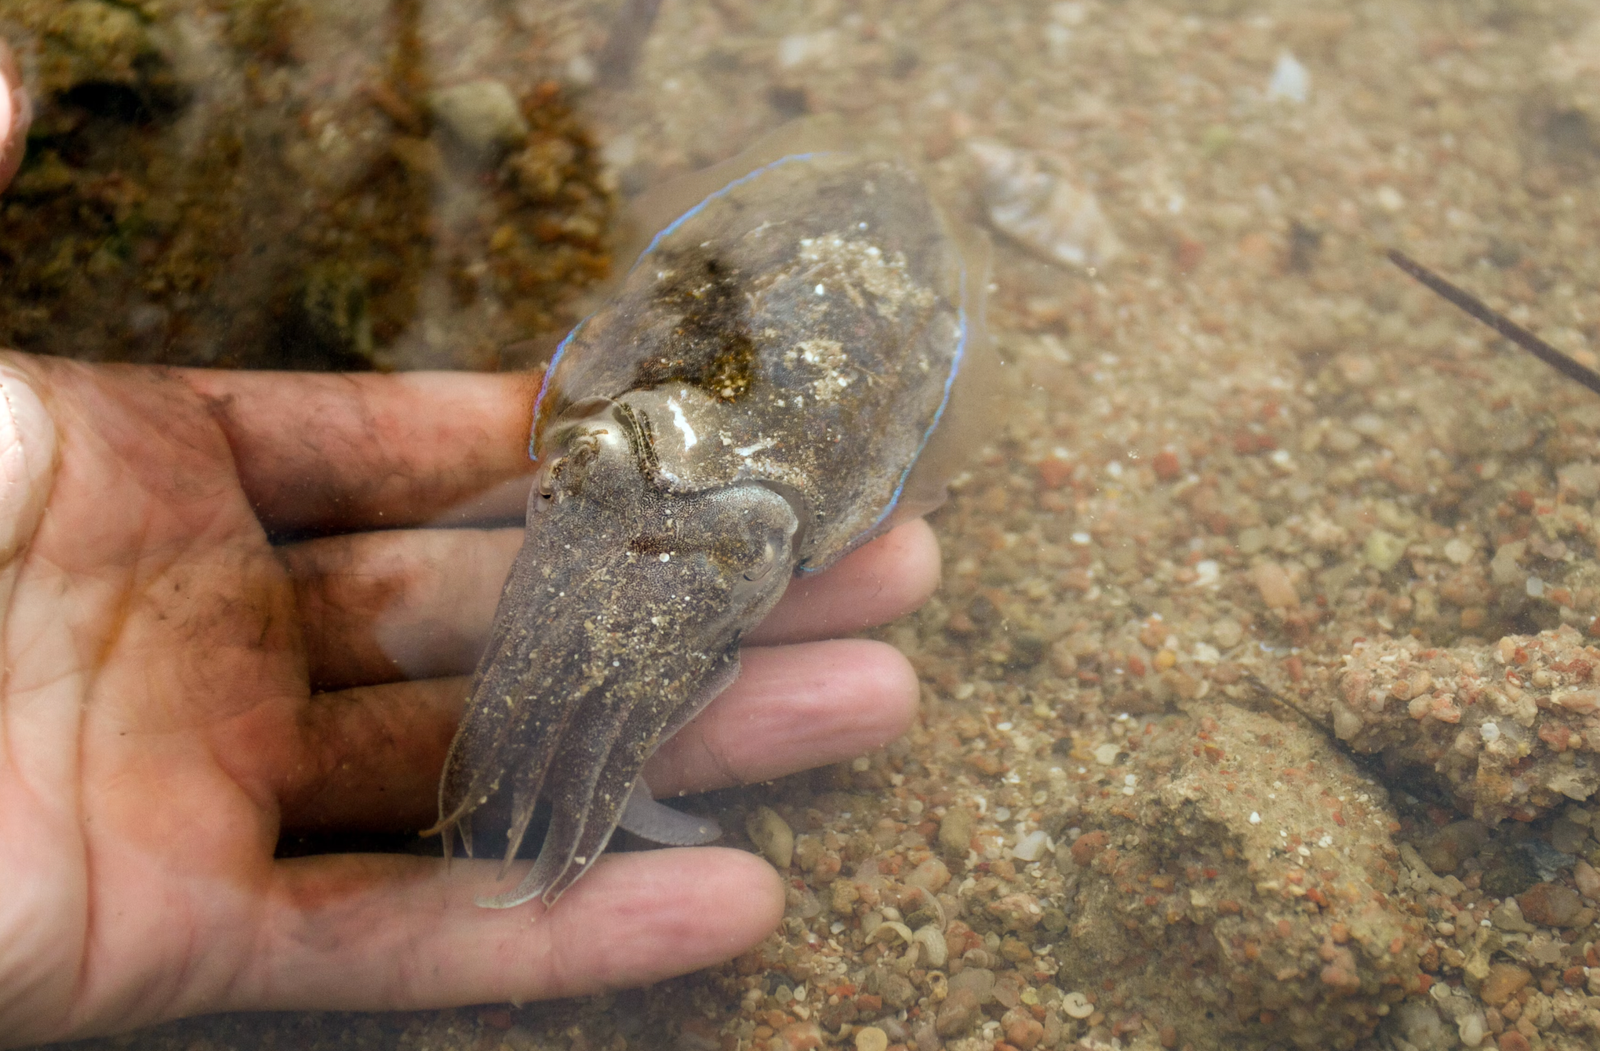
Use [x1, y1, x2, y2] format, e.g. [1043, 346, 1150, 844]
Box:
[0, 357, 936, 1046]
[0, 39, 29, 194]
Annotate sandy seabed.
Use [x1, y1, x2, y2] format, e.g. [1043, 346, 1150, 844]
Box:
[35, 0, 1600, 1048]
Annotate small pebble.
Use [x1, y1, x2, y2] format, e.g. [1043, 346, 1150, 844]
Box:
[1364, 529, 1407, 572]
[1326, 427, 1362, 453]
[775, 1021, 823, 1050]
[1489, 898, 1534, 933]
[855, 1027, 889, 1051]
[1375, 185, 1406, 212]
[906, 857, 952, 893]
[1070, 829, 1110, 865]
[1266, 50, 1310, 104]
[1005, 1015, 1045, 1049]
[1518, 881, 1582, 927]
[1498, 1031, 1532, 1051]
[1558, 461, 1600, 498]
[428, 80, 529, 155]
[1250, 560, 1298, 609]
[1574, 859, 1600, 900]
[938, 809, 974, 854]
[746, 806, 795, 870]
[1211, 617, 1243, 649]
[1479, 963, 1532, 1006]
[934, 988, 982, 1037]
[1556, 690, 1600, 714]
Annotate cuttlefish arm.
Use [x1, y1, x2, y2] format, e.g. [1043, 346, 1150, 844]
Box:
[430, 398, 801, 908]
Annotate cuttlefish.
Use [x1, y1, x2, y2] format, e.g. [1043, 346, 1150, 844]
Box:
[431, 143, 990, 908]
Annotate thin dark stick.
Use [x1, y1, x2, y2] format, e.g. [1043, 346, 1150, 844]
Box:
[1387, 248, 1600, 398]
[596, 0, 665, 88]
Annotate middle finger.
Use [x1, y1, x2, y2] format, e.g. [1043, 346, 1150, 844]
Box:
[279, 638, 918, 832]
[283, 519, 940, 690]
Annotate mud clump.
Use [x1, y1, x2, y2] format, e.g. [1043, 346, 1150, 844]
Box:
[1056, 703, 1422, 1050]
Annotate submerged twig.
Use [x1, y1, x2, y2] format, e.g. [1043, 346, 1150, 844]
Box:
[596, 0, 665, 87]
[1239, 670, 1392, 782]
[1387, 248, 1600, 398]
[1239, 670, 1322, 727]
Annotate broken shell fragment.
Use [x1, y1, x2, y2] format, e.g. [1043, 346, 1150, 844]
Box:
[968, 139, 1121, 270]
[913, 924, 949, 968]
[746, 805, 796, 869]
[1062, 991, 1095, 1019]
[869, 920, 916, 946]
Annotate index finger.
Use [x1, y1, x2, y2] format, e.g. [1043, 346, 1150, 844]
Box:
[178, 369, 541, 534]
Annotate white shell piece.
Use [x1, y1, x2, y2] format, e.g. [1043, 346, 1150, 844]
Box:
[969, 139, 1121, 270]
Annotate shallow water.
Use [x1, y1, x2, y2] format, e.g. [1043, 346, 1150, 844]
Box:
[20, 0, 1600, 1049]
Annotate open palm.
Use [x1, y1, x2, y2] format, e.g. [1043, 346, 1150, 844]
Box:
[0, 356, 934, 1046]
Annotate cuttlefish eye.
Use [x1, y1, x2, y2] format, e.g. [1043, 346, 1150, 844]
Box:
[532, 409, 636, 513]
[531, 456, 565, 510]
[537, 459, 560, 500]
[743, 539, 777, 582]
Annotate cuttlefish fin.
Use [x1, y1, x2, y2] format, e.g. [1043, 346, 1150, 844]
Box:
[608, 654, 738, 849]
[474, 775, 725, 911]
[478, 776, 721, 911]
[618, 774, 722, 846]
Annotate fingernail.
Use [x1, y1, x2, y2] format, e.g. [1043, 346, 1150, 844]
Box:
[0, 39, 23, 125]
[0, 39, 30, 193]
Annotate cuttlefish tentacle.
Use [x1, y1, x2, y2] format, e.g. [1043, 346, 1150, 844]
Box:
[479, 665, 731, 909]
[427, 545, 614, 848]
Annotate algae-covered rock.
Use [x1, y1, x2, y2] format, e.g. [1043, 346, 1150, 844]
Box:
[1330, 627, 1600, 824]
[0, 0, 612, 370]
[40, 0, 164, 92]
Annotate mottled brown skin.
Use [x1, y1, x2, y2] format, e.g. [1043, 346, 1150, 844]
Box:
[435, 153, 977, 906]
